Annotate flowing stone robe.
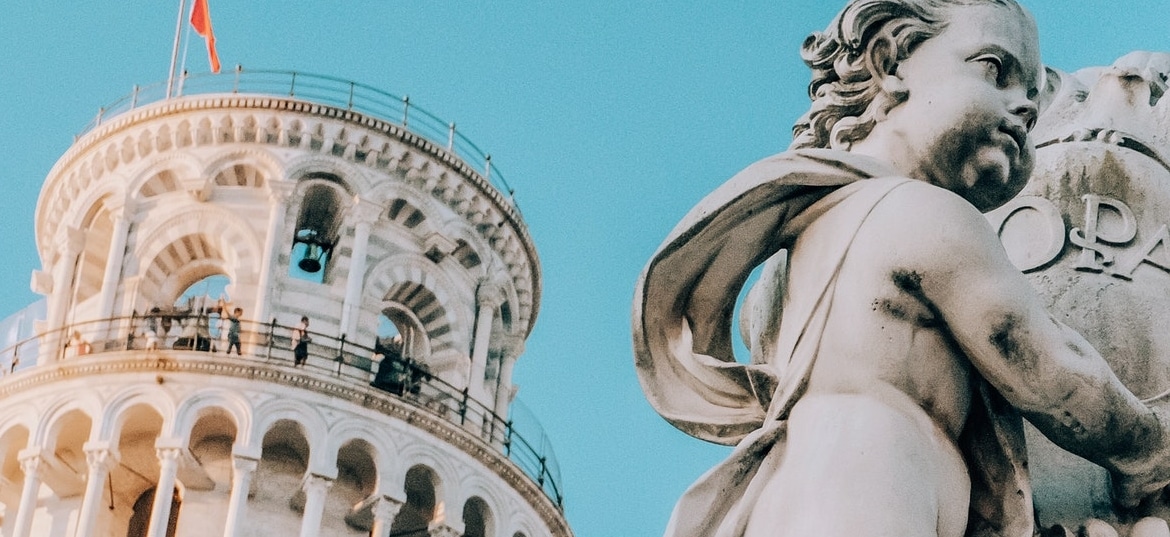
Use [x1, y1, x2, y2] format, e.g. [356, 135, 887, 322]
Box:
[633, 148, 1032, 537]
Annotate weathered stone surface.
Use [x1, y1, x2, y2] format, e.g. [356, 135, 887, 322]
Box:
[987, 51, 1170, 530]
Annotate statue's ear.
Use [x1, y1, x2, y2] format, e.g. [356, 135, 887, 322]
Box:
[881, 73, 908, 98]
[862, 32, 910, 118]
[864, 31, 901, 78]
[872, 74, 909, 122]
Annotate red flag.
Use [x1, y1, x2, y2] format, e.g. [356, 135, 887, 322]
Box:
[190, 0, 221, 73]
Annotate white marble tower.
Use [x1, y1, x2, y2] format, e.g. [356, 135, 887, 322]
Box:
[0, 71, 568, 537]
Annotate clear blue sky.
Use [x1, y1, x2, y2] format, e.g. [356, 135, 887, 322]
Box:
[1, 2, 1168, 536]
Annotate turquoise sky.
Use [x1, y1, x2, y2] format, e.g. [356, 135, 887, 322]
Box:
[2, 2, 1169, 536]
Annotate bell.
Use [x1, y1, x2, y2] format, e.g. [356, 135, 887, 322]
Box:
[298, 243, 323, 273]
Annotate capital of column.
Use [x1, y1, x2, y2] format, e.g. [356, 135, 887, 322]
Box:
[348, 197, 383, 227]
[475, 283, 504, 310]
[268, 180, 296, 205]
[55, 226, 87, 257]
[103, 195, 137, 218]
[500, 334, 526, 359]
[17, 449, 42, 475]
[83, 441, 119, 472]
[373, 495, 404, 523]
[301, 473, 334, 494]
[155, 446, 183, 465]
[232, 455, 259, 474]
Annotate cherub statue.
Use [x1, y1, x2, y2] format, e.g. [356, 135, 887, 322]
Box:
[633, 1, 1170, 536]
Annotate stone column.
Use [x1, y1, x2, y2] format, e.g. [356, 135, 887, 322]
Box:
[254, 182, 295, 325]
[468, 285, 501, 401]
[75, 443, 117, 537]
[222, 455, 258, 537]
[96, 198, 135, 323]
[369, 496, 404, 537]
[339, 200, 382, 337]
[297, 474, 333, 537]
[11, 449, 42, 537]
[44, 497, 74, 537]
[145, 446, 182, 537]
[493, 343, 522, 426]
[38, 227, 87, 365]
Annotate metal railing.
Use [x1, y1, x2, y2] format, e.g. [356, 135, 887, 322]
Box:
[76, 67, 515, 205]
[0, 312, 562, 507]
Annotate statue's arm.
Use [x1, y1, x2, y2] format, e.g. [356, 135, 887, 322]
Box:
[881, 182, 1170, 506]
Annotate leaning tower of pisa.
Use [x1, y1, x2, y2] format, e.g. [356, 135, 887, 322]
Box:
[0, 70, 569, 537]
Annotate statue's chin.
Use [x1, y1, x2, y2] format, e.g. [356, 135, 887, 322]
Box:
[970, 182, 1027, 212]
[960, 166, 1031, 212]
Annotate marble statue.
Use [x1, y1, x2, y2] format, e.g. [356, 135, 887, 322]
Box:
[633, 2, 1170, 537]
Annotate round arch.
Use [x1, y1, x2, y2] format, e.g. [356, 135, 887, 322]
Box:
[249, 397, 329, 471]
[363, 253, 468, 360]
[283, 154, 365, 196]
[125, 153, 203, 202]
[33, 395, 100, 447]
[0, 404, 38, 442]
[389, 463, 445, 537]
[131, 206, 263, 308]
[322, 417, 394, 470]
[393, 442, 459, 502]
[201, 147, 283, 189]
[462, 495, 495, 537]
[169, 388, 251, 443]
[0, 424, 31, 484]
[97, 385, 175, 442]
[457, 475, 508, 536]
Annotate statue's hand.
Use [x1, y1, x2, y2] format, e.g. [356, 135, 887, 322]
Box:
[1112, 405, 1170, 510]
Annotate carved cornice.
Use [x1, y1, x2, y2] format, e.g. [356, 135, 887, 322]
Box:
[0, 351, 570, 536]
[37, 95, 541, 335]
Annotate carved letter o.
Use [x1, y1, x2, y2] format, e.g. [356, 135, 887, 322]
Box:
[985, 196, 1066, 273]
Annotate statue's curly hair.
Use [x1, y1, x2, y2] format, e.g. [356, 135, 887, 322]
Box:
[790, 0, 1024, 150]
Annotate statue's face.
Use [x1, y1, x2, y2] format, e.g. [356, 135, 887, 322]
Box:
[876, 4, 1042, 211]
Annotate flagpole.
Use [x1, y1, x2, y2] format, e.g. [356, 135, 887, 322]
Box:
[166, 0, 190, 99]
[178, 14, 194, 96]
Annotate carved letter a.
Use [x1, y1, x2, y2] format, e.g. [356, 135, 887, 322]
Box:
[1115, 224, 1170, 280]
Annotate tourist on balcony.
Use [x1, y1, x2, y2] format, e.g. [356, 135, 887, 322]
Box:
[292, 316, 310, 366]
[145, 307, 162, 350]
[66, 331, 91, 357]
[226, 308, 243, 356]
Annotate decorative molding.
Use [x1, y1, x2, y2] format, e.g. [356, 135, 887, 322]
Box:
[0, 352, 570, 536]
[37, 95, 541, 335]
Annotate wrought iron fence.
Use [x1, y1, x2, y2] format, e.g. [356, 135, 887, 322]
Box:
[76, 67, 515, 206]
[0, 312, 562, 507]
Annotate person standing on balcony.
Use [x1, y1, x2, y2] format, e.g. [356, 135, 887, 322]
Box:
[226, 308, 243, 356]
[66, 331, 91, 358]
[292, 316, 310, 366]
[145, 306, 162, 350]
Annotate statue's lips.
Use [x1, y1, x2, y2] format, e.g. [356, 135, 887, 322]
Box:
[1000, 124, 1028, 157]
[1036, 128, 1170, 173]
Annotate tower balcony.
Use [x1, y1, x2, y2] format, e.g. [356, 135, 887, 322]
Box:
[77, 68, 517, 210]
[0, 311, 565, 522]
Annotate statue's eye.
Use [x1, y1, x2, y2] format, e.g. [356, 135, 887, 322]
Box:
[975, 55, 1005, 85]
